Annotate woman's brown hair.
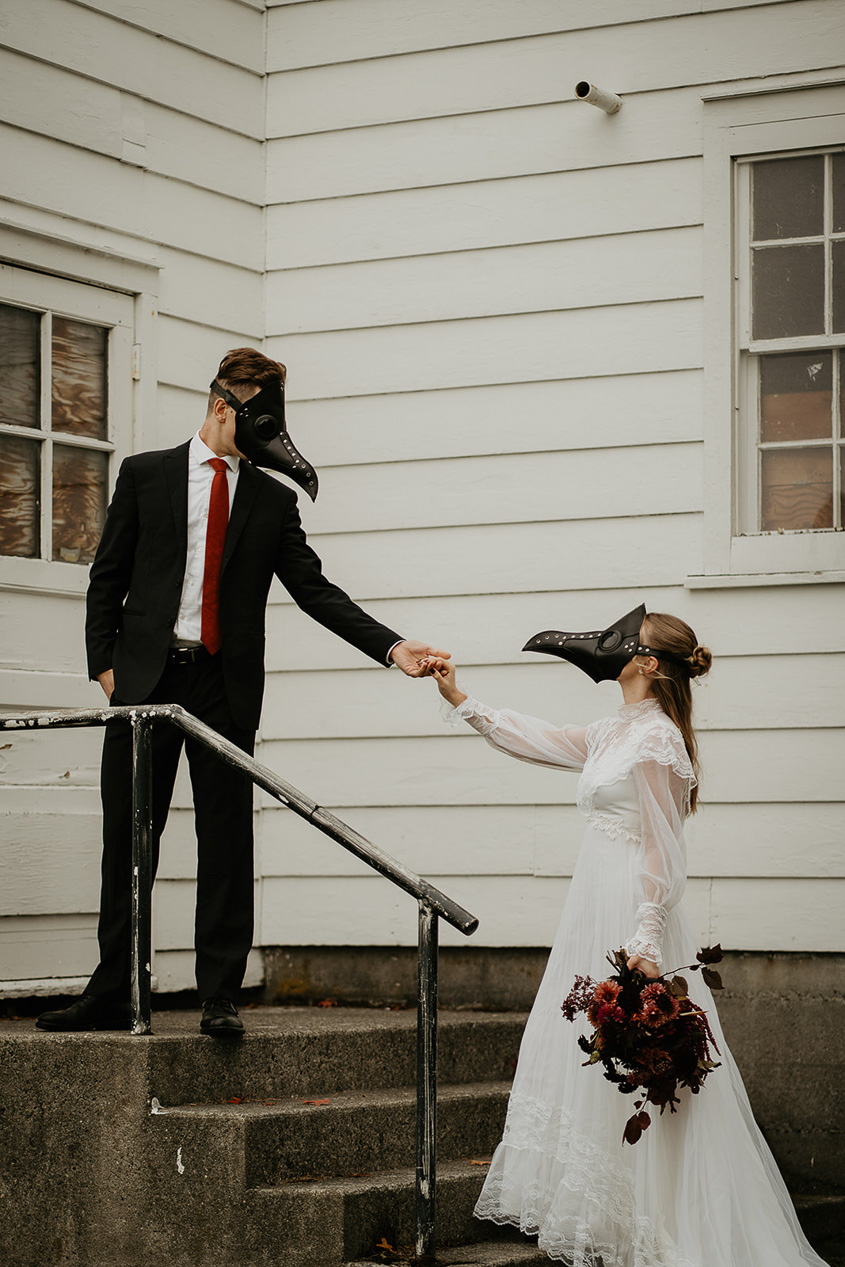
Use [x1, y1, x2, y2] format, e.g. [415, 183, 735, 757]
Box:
[638, 612, 712, 813]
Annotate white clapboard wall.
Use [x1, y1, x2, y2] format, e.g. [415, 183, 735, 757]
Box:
[0, 0, 266, 995]
[257, 0, 845, 959]
[1, 0, 843, 998]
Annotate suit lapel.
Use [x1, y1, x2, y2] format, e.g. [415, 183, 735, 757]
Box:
[222, 460, 260, 573]
[163, 442, 190, 560]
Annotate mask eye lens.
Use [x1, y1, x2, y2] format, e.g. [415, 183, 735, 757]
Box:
[598, 630, 622, 652]
[253, 413, 280, 440]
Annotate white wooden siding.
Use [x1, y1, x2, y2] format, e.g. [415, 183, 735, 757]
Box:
[0, 0, 266, 993]
[2, 0, 842, 998]
[261, 0, 845, 961]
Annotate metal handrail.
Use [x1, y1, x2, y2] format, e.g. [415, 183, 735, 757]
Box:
[0, 703, 479, 1259]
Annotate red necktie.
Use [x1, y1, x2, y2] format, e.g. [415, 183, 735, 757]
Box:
[200, 458, 229, 655]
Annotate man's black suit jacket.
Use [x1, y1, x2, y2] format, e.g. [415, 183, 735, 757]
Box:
[85, 440, 401, 731]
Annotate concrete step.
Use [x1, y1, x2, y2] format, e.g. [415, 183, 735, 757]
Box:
[139, 1007, 525, 1105]
[244, 1157, 496, 1267]
[345, 1242, 547, 1267]
[160, 1080, 511, 1182]
[793, 1193, 845, 1260]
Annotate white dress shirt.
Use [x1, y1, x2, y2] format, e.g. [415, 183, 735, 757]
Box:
[172, 430, 403, 664]
[172, 431, 240, 646]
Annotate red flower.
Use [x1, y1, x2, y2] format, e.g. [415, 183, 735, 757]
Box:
[635, 983, 681, 1029]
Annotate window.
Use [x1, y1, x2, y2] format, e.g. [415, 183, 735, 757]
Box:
[0, 303, 111, 564]
[0, 266, 134, 576]
[696, 86, 845, 585]
[737, 151, 845, 537]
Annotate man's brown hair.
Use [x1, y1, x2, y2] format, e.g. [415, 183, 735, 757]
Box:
[209, 347, 286, 411]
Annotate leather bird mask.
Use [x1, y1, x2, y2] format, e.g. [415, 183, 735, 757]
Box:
[210, 378, 319, 501]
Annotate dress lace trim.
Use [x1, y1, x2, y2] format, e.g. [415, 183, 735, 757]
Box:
[585, 809, 641, 844]
[441, 688, 498, 736]
[475, 1090, 700, 1267]
[578, 706, 695, 821]
[625, 902, 668, 964]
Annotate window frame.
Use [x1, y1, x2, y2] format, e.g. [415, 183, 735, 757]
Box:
[692, 83, 845, 590]
[0, 226, 158, 596]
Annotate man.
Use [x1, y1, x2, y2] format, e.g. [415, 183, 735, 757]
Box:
[37, 348, 446, 1036]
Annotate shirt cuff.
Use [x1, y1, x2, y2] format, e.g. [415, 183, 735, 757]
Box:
[386, 639, 405, 667]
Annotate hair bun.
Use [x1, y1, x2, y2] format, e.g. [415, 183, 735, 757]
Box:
[688, 645, 712, 677]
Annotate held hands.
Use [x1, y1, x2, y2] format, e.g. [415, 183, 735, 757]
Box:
[422, 656, 467, 708]
[390, 640, 451, 678]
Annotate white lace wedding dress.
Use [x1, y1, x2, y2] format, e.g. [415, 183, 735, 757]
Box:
[444, 692, 828, 1267]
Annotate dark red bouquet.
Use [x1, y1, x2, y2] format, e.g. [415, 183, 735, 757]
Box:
[562, 946, 723, 1145]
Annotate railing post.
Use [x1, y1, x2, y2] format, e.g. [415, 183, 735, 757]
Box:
[415, 901, 438, 1260]
[130, 714, 153, 1036]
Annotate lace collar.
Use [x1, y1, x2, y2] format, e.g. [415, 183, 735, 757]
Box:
[617, 696, 662, 720]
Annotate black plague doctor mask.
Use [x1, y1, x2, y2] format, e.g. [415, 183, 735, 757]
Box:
[522, 604, 689, 683]
[210, 378, 319, 501]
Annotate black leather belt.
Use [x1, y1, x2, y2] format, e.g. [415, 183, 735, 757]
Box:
[168, 645, 210, 665]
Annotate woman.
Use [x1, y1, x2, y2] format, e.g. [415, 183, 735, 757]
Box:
[426, 612, 827, 1267]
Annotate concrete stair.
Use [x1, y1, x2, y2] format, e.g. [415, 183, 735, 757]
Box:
[0, 1007, 533, 1267]
[1, 1005, 841, 1266]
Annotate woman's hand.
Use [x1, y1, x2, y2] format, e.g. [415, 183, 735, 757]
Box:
[424, 656, 467, 708]
[626, 954, 660, 979]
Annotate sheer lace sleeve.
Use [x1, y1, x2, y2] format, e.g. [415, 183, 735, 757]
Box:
[625, 759, 690, 966]
[442, 687, 588, 772]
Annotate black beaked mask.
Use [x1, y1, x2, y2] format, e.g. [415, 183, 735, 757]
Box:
[523, 604, 647, 683]
[210, 378, 319, 501]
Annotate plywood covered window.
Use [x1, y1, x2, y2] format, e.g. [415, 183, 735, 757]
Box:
[737, 150, 845, 535]
[0, 271, 132, 568]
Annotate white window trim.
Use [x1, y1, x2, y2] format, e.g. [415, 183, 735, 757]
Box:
[0, 222, 159, 597]
[690, 80, 845, 590]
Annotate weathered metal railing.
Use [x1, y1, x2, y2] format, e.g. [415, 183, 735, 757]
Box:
[0, 703, 479, 1261]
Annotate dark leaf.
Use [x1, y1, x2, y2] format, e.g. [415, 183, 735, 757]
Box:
[636, 1111, 652, 1131]
[669, 975, 689, 998]
[701, 967, 723, 991]
[623, 1115, 643, 1145]
[697, 944, 723, 965]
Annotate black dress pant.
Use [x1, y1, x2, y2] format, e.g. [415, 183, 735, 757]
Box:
[86, 652, 255, 1003]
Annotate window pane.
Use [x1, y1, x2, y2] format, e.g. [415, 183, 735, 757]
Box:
[832, 239, 845, 335]
[760, 351, 832, 442]
[52, 317, 108, 440]
[833, 152, 845, 234]
[0, 303, 40, 429]
[0, 434, 40, 557]
[761, 447, 832, 530]
[751, 244, 824, 339]
[752, 155, 824, 240]
[52, 444, 108, 564]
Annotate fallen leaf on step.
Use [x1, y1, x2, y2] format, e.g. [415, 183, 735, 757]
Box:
[227, 1097, 245, 1104]
[375, 1239, 394, 1252]
[302, 1098, 331, 1106]
[317, 998, 337, 1007]
[470, 1160, 490, 1166]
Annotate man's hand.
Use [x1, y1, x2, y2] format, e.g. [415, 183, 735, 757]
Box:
[97, 669, 115, 700]
[390, 640, 451, 678]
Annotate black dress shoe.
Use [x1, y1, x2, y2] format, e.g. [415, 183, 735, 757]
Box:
[200, 997, 244, 1037]
[36, 994, 132, 1032]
